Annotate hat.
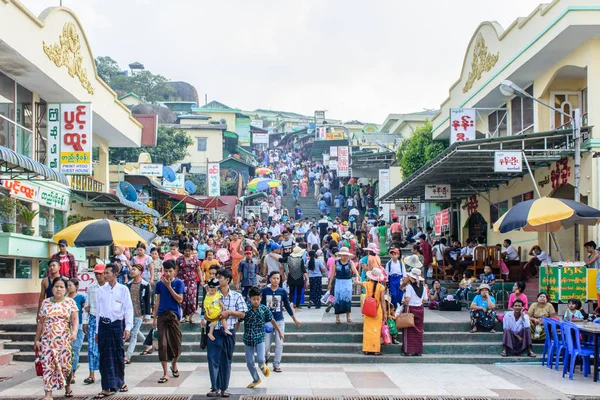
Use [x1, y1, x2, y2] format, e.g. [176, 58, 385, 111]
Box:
[366, 267, 385, 282]
[477, 283, 491, 293]
[290, 247, 305, 258]
[316, 249, 323, 256]
[207, 278, 220, 288]
[343, 221, 348, 226]
[270, 243, 282, 250]
[342, 231, 354, 240]
[407, 268, 425, 281]
[363, 243, 380, 255]
[389, 248, 400, 255]
[93, 264, 106, 273]
[404, 255, 423, 270]
[336, 246, 354, 257]
[58, 239, 68, 246]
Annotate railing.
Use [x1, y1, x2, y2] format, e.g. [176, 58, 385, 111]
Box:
[70, 175, 105, 192]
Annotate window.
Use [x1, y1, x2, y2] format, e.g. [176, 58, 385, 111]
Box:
[550, 92, 581, 129]
[0, 258, 31, 279]
[54, 210, 65, 232]
[510, 85, 534, 135]
[512, 191, 534, 207]
[0, 258, 14, 279]
[15, 259, 32, 279]
[0, 71, 15, 150]
[197, 137, 207, 151]
[490, 200, 508, 225]
[488, 104, 507, 137]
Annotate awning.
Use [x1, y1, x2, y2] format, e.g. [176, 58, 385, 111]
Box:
[381, 127, 591, 204]
[240, 192, 267, 203]
[0, 145, 69, 186]
[71, 190, 160, 217]
[351, 151, 396, 170]
[157, 190, 227, 209]
[224, 130, 239, 139]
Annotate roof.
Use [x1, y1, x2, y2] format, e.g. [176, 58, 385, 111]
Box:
[219, 156, 254, 169]
[128, 62, 144, 69]
[200, 101, 234, 110]
[177, 114, 211, 121]
[0, 145, 69, 186]
[351, 151, 397, 170]
[223, 130, 239, 139]
[381, 127, 591, 204]
[118, 92, 142, 101]
[251, 109, 311, 119]
[70, 189, 160, 217]
[353, 132, 403, 145]
[163, 123, 226, 130]
[156, 189, 226, 208]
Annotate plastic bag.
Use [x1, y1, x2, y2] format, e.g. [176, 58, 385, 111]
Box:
[387, 318, 398, 335]
[381, 322, 392, 344]
[321, 290, 331, 304]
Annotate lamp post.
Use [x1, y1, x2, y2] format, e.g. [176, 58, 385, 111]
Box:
[499, 79, 582, 259]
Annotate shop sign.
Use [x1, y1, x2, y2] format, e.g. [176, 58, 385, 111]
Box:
[253, 133, 269, 145]
[318, 127, 327, 141]
[330, 146, 338, 158]
[560, 266, 587, 300]
[395, 203, 419, 215]
[139, 163, 163, 176]
[163, 173, 185, 190]
[1, 180, 69, 211]
[494, 151, 522, 172]
[435, 208, 450, 235]
[450, 108, 476, 144]
[326, 130, 345, 140]
[329, 160, 338, 170]
[323, 154, 330, 165]
[207, 162, 220, 196]
[337, 146, 349, 177]
[250, 120, 264, 129]
[425, 184, 451, 200]
[47, 103, 93, 175]
[77, 271, 96, 294]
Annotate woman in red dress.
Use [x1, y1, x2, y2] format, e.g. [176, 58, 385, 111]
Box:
[176, 244, 202, 322]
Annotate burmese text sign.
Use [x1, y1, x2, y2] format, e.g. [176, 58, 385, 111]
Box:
[207, 162, 220, 196]
[494, 151, 522, 172]
[450, 108, 476, 144]
[337, 146, 349, 177]
[425, 184, 451, 200]
[58, 103, 93, 175]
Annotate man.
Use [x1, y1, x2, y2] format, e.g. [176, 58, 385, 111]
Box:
[96, 264, 133, 396]
[264, 243, 284, 282]
[279, 230, 295, 267]
[153, 260, 185, 384]
[413, 227, 426, 241]
[206, 269, 247, 397]
[38, 259, 61, 316]
[318, 215, 329, 241]
[237, 250, 259, 298]
[82, 263, 106, 385]
[502, 239, 520, 266]
[125, 264, 152, 364]
[294, 203, 303, 220]
[306, 226, 320, 249]
[390, 217, 403, 243]
[262, 271, 301, 373]
[419, 236, 433, 279]
[268, 220, 281, 240]
[268, 202, 276, 225]
[523, 245, 551, 279]
[260, 199, 269, 223]
[50, 238, 77, 278]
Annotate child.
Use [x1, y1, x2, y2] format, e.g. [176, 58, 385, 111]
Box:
[479, 265, 496, 293]
[456, 270, 475, 302]
[563, 298, 584, 322]
[242, 286, 283, 388]
[203, 278, 231, 340]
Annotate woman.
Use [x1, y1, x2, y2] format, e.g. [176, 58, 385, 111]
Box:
[132, 242, 152, 283]
[66, 278, 85, 384]
[428, 280, 447, 310]
[469, 283, 497, 333]
[328, 247, 359, 324]
[287, 247, 308, 311]
[501, 299, 536, 357]
[369, 224, 379, 248]
[300, 177, 308, 198]
[206, 237, 217, 252]
[508, 281, 528, 311]
[34, 277, 78, 399]
[307, 250, 327, 308]
[401, 268, 427, 356]
[377, 221, 388, 254]
[229, 232, 243, 285]
[176, 244, 202, 322]
[163, 242, 181, 262]
[364, 243, 383, 278]
[528, 292, 556, 341]
[361, 268, 387, 355]
[326, 246, 339, 280]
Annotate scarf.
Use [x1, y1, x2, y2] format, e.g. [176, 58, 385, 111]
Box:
[411, 281, 424, 299]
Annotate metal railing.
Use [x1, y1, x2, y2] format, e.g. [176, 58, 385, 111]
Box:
[70, 175, 105, 192]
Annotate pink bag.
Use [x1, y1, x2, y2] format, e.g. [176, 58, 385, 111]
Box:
[499, 260, 509, 275]
[381, 322, 392, 345]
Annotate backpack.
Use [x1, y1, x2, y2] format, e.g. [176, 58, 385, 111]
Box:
[324, 193, 332, 206]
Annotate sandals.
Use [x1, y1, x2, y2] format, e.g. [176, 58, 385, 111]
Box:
[470, 328, 478, 333]
[335, 317, 341, 324]
[490, 329, 496, 333]
[206, 389, 220, 397]
[500, 350, 507, 357]
[158, 377, 169, 384]
[119, 384, 128, 392]
[124, 358, 131, 365]
[273, 367, 282, 373]
[95, 392, 115, 399]
[140, 347, 153, 356]
[246, 379, 262, 388]
[221, 391, 231, 397]
[170, 366, 180, 378]
[528, 350, 537, 357]
[65, 389, 74, 398]
[84, 377, 95, 385]
[347, 318, 352, 323]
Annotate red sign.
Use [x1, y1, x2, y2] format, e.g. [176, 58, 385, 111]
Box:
[2, 179, 37, 200]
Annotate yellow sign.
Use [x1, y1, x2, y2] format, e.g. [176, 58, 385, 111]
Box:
[588, 269, 598, 300]
[61, 152, 90, 164]
[326, 130, 346, 140]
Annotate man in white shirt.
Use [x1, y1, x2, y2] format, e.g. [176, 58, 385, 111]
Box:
[268, 203, 276, 224]
[268, 221, 281, 240]
[523, 245, 550, 279]
[502, 239, 520, 264]
[82, 263, 106, 384]
[96, 263, 134, 396]
[260, 199, 270, 223]
[307, 226, 320, 248]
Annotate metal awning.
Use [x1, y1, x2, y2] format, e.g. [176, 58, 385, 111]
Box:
[350, 151, 396, 170]
[0, 146, 69, 186]
[71, 190, 160, 217]
[157, 190, 227, 209]
[381, 127, 590, 204]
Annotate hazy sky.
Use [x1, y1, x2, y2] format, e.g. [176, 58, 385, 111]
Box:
[24, 0, 543, 123]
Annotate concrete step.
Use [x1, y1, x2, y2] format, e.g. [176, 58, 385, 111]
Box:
[0, 308, 17, 320]
[0, 349, 18, 366]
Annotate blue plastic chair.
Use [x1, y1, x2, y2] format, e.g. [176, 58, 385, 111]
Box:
[541, 317, 552, 367]
[546, 318, 565, 370]
[593, 317, 600, 324]
[562, 321, 594, 380]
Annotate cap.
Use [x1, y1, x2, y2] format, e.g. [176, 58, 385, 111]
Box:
[271, 243, 282, 250]
[93, 264, 106, 273]
[58, 239, 68, 246]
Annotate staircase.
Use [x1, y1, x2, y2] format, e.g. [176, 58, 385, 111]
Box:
[284, 192, 330, 221]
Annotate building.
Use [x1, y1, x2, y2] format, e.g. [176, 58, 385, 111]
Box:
[382, 0, 600, 261]
[191, 101, 253, 147]
[0, 0, 145, 306]
[379, 110, 438, 138]
[118, 92, 145, 107]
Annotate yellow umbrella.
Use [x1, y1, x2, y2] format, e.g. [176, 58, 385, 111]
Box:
[54, 218, 155, 247]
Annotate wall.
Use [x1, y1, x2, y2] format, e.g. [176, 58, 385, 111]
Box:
[182, 128, 224, 165]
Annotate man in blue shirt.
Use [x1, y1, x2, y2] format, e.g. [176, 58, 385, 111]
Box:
[237, 250, 259, 298]
[261, 271, 300, 373]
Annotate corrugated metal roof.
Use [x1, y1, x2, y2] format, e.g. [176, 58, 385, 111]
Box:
[0, 145, 69, 186]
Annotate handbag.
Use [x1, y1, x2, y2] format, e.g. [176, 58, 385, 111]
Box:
[34, 347, 43, 376]
[387, 318, 398, 335]
[395, 305, 415, 329]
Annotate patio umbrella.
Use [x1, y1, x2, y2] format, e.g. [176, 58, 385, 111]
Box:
[492, 197, 600, 233]
[248, 178, 281, 192]
[54, 218, 156, 247]
[255, 167, 273, 175]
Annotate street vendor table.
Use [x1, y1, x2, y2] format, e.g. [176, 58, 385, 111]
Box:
[539, 265, 597, 302]
[575, 322, 600, 382]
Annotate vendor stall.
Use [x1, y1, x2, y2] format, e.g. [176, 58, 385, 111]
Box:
[539, 263, 597, 302]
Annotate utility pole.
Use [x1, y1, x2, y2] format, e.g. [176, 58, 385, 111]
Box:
[573, 108, 581, 260]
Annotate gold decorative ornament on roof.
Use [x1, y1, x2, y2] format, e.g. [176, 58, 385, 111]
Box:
[43, 22, 94, 95]
[462, 33, 499, 93]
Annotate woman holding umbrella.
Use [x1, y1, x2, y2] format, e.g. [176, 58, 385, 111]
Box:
[176, 244, 202, 323]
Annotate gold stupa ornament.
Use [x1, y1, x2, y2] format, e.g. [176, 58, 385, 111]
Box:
[43, 22, 94, 95]
[462, 34, 499, 93]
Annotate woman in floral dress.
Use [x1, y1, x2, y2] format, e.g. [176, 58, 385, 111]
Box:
[176, 244, 202, 322]
[34, 277, 78, 400]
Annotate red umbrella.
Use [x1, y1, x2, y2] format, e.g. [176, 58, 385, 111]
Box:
[348, 178, 357, 184]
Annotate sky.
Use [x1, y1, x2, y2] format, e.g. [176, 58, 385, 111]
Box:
[23, 0, 544, 124]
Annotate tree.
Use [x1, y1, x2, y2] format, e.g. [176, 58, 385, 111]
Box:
[109, 71, 174, 103]
[95, 56, 121, 84]
[109, 125, 193, 165]
[396, 120, 447, 178]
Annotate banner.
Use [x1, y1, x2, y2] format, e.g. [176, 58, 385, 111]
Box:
[337, 146, 349, 177]
[450, 108, 476, 144]
[435, 208, 450, 235]
[163, 173, 185, 189]
[57, 103, 93, 175]
[250, 120, 264, 129]
[207, 162, 220, 196]
[47, 104, 61, 170]
[434, 212, 442, 236]
[253, 133, 269, 145]
[323, 154, 330, 165]
[425, 184, 451, 200]
[330, 146, 338, 158]
[494, 151, 522, 172]
[1, 180, 69, 211]
[395, 203, 419, 215]
[378, 169, 391, 221]
[139, 163, 163, 176]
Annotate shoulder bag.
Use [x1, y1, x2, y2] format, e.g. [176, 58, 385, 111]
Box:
[395, 305, 415, 329]
[361, 284, 378, 318]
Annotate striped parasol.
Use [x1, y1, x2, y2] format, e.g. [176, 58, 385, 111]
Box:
[54, 218, 157, 247]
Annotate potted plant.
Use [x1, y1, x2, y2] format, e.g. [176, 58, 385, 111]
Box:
[0, 196, 18, 233]
[20, 207, 39, 236]
[41, 210, 55, 239]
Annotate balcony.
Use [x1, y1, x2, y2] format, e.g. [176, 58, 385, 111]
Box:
[70, 175, 105, 192]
